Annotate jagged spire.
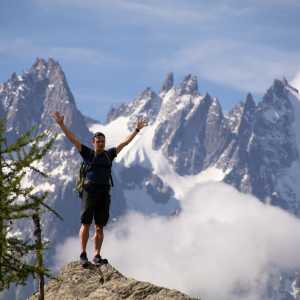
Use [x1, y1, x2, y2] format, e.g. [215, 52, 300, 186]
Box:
[202, 92, 212, 102]
[160, 72, 174, 94]
[29, 57, 64, 81]
[269, 78, 290, 99]
[245, 93, 256, 109]
[178, 74, 198, 95]
[272, 78, 287, 90]
[47, 57, 60, 70]
[32, 57, 47, 70]
[10, 72, 18, 82]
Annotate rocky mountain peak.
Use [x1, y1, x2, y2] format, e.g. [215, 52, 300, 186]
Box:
[245, 93, 256, 109]
[47, 57, 66, 82]
[28, 57, 65, 82]
[31, 57, 47, 70]
[210, 96, 224, 117]
[160, 72, 174, 94]
[106, 87, 161, 126]
[10, 71, 19, 82]
[198, 93, 223, 118]
[272, 78, 286, 93]
[48, 57, 60, 69]
[1, 57, 90, 146]
[225, 94, 255, 130]
[29, 57, 48, 79]
[177, 74, 198, 96]
[140, 86, 155, 98]
[267, 77, 298, 101]
[260, 78, 294, 116]
[202, 92, 212, 103]
[29, 261, 197, 300]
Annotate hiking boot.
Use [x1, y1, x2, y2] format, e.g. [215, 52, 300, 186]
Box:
[93, 254, 108, 265]
[80, 251, 89, 267]
[101, 257, 108, 264]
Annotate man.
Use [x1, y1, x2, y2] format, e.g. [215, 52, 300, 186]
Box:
[51, 111, 147, 266]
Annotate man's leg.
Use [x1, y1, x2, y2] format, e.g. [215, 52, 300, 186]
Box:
[93, 187, 110, 263]
[93, 224, 104, 256]
[80, 190, 93, 254]
[79, 223, 90, 253]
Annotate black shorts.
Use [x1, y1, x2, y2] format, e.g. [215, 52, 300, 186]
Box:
[80, 184, 111, 226]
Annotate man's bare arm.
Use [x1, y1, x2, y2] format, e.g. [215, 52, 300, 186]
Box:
[116, 130, 139, 154]
[116, 116, 148, 154]
[51, 111, 82, 152]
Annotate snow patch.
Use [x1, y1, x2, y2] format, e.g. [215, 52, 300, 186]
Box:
[89, 116, 131, 149]
[88, 110, 226, 203]
[263, 107, 280, 123]
[291, 73, 300, 92]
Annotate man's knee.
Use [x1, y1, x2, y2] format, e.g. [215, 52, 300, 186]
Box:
[80, 223, 91, 232]
[94, 224, 103, 235]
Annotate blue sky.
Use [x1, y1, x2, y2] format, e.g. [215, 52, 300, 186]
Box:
[1, 0, 300, 122]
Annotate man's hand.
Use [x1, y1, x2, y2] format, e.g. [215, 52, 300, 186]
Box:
[51, 111, 82, 151]
[116, 116, 148, 155]
[52, 111, 64, 126]
[136, 116, 148, 130]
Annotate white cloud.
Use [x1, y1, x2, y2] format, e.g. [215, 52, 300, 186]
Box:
[0, 38, 119, 65]
[33, 0, 299, 26]
[33, 0, 224, 25]
[54, 181, 300, 300]
[153, 39, 300, 93]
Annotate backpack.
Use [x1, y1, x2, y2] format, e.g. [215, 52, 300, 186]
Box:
[75, 150, 114, 198]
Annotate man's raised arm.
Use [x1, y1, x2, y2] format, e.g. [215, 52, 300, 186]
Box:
[51, 111, 82, 152]
[116, 116, 148, 154]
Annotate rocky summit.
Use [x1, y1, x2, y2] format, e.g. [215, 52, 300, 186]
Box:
[29, 261, 199, 300]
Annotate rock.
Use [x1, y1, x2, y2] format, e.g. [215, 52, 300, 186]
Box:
[29, 261, 199, 300]
[160, 72, 174, 95]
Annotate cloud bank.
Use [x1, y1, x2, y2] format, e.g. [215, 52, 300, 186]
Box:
[54, 182, 300, 300]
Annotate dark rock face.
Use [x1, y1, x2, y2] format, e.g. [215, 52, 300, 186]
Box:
[153, 81, 230, 176]
[29, 261, 198, 300]
[217, 93, 257, 192]
[222, 79, 300, 214]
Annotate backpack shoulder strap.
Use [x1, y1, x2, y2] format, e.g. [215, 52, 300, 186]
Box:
[103, 150, 111, 163]
[104, 150, 114, 187]
[83, 151, 96, 175]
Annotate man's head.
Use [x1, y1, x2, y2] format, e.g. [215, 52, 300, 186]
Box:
[92, 132, 105, 152]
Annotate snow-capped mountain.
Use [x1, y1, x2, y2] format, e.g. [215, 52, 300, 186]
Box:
[221, 79, 300, 216]
[2, 57, 300, 299]
[104, 69, 300, 222]
[0, 58, 88, 146]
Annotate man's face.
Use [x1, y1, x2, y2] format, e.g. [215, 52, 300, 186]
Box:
[92, 135, 105, 151]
